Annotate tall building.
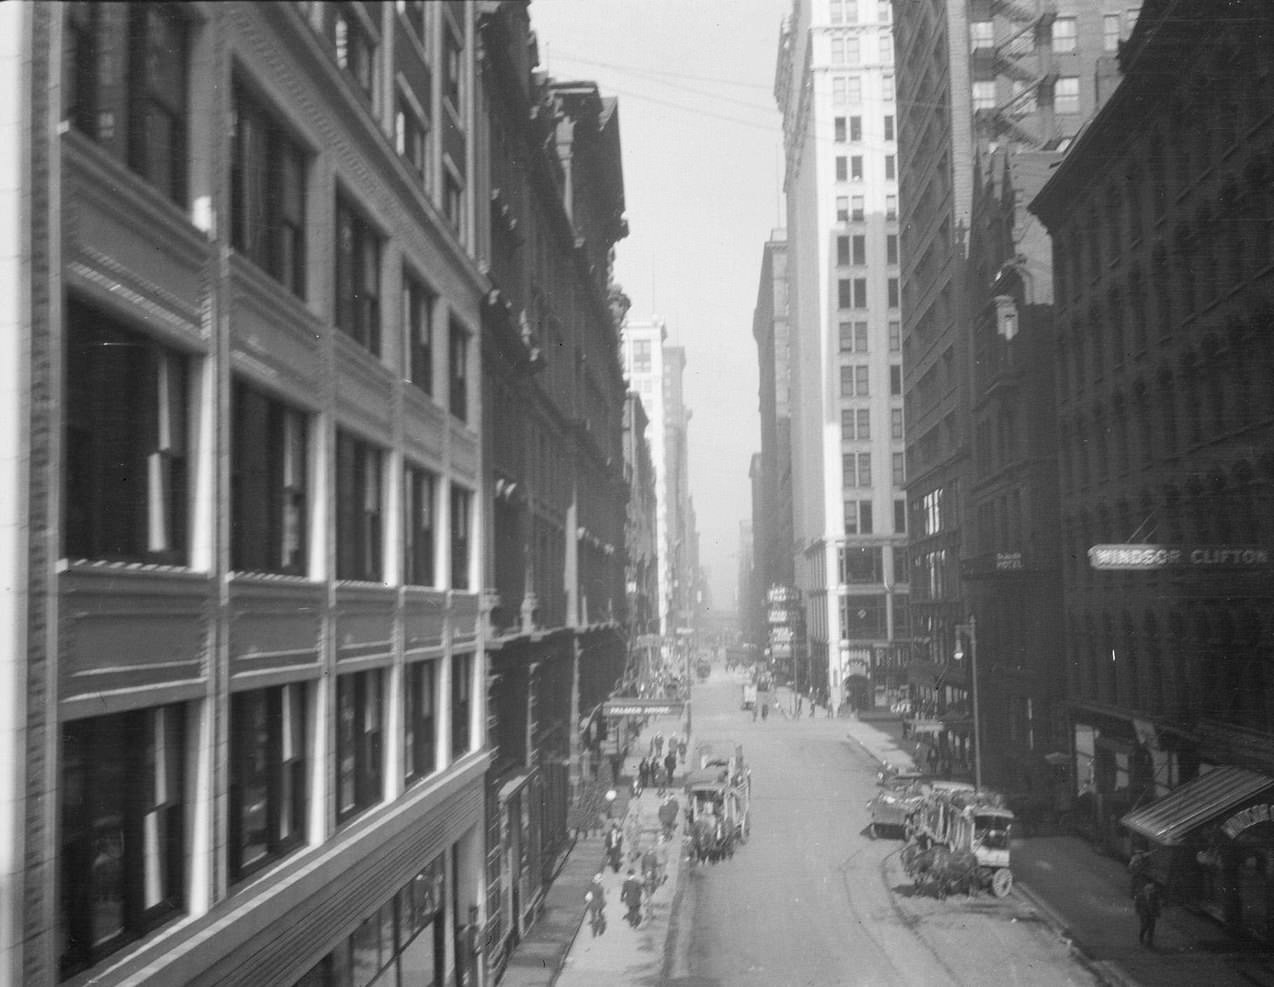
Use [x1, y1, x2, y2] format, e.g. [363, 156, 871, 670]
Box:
[775, 0, 910, 709]
[751, 230, 795, 653]
[893, 0, 1139, 780]
[476, 1, 628, 969]
[3, 3, 489, 984]
[1031, 0, 1274, 915]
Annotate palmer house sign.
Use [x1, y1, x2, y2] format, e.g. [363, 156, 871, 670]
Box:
[1089, 544, 1271, 571]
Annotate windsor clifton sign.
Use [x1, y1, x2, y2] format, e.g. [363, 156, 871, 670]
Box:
[1088, 544, 1271, 571]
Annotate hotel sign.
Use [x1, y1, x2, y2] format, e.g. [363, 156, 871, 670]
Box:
[603, 700, 685, 717]
[1089, 544, 1271, 571]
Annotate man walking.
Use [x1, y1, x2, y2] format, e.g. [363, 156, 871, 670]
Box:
[1135, 881, 1162, 947]
[621, 869, 644, 927]
[584, 873, 607, 937]
[664, 749, 678, 789]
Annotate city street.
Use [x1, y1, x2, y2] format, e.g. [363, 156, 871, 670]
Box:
[665, 669, 1097, 987]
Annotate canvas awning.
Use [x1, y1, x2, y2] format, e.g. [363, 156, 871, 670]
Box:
[1121, 766, 1274, 846]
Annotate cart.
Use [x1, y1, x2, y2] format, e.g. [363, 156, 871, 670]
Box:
[904, 787, 1015, 897]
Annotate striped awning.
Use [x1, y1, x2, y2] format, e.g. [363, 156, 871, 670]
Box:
[1121, 766, 1274, 846]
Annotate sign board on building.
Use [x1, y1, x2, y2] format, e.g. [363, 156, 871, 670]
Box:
[1089, 544, 1271, 570]
[603, 700, 686, 717]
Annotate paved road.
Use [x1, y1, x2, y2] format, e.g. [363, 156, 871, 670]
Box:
[664, 669, 1097, 986]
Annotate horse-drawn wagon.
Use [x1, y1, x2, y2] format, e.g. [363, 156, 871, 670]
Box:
[900, 786, 1015, 898]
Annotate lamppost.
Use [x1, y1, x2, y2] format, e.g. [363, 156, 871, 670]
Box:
[954, 616, 981, 791]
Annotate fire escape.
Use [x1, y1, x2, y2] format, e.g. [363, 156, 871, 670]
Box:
[973, 0, 1057, 147]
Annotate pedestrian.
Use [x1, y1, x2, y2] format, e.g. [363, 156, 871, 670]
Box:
[621, 869, 644, 927]
[585, 873, 607, 937]
[604, 822, 623, 873]
[1135, 881, 1162, 947]
[678, 736, 687, 763]
[664, 750, 677, 788]
[761, 700, 769, 721]
[658, 794, 679, 839]
[654, 731, 665, 758]
[641, 843, 659, 889]
[809, 693, 816, 718]
[654, 832, 671, 885]
[638, 756, 650, 791]
[1129, 849, 1151, 898]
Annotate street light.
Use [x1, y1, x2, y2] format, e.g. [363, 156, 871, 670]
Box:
[954, 616, 982, 792]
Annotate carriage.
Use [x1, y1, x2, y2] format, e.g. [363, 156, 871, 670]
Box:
[684, 743, 751, 866]
[901, 787, 1015, 898]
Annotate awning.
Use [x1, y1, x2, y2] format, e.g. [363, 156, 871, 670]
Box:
[1121, 766, 1274, 846]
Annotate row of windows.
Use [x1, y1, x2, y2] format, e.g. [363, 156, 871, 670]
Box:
[59, 663, 474, 977]
[835, 275, 900, 309]
[835, 194, 898, 223]
[828, 34, 894, 71]
[842, 498, 908, 537]
[969, 10, 1137, 55]
[836, 233, 899, 266]
[835, 154, 897, 183]
[828, 0, 892, 27]
[66, 299, 474, 586]
[836, 318, 903, 353]
[66, 5, 471, 379]
[833, 113, 895, 143]
[971, 77, 1080, 115]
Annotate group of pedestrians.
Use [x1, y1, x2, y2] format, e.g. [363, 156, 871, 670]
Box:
[589, 784, 680, 936]
[636, 747, 679, 793]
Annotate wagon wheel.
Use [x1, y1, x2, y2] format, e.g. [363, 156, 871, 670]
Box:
[991, 867, 1013, 898]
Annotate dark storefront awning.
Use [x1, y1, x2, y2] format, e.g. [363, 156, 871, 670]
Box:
[1121, 766, 1274, 846]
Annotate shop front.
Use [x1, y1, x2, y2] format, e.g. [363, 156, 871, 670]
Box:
[1123, 766, 1274, 942]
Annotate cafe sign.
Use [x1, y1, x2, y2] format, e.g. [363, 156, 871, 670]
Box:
[1089, 544, 1271, 571]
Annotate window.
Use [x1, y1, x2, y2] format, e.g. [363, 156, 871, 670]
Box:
[335, 194, 382, 354]
[836, 155, 848, 181]
[443, 20, 463, 114]
[852, 234, 867, 265]
[892, 452, 906, 486]
[404, 661, 438, 784]
[65, 3, 189, 204]
[886, 194, 897, 220]
[886, 234, 898, 265]
[851, 155, 863, 181]
[835, 116, 847, 142]
[973, 81, 997, 111]
[970, 20, 994, 51]
[231, 379, 309, 576]
[854, 321, 868, 352]
[885, 154, 896, 180]
[230, 684, 307, 882]
[326, 2, 376, 100]
[443, 164, 465, 238]
[841, 547, 883, 584]
[833, 76, 847, 104]
[860, 500, 874, 534]
[890, 364, 902, 396]
[879, 34, 893, 64]
[851, 196, 865, 221]
[1055, 77, 1080, 115]
[882, 74, 894, 101]
[395, 92, 429, 180]
[840, 365, 855, 398]
[846, 75, 862, 103]
[65, 301, 189, 566]
[838, 321, 854, 351]
[837, 236, 851, 266]
[59, 706, 185, 978]
[888, 319, 901, 352]
[878, 1, 891, 23]
[336, 670, 385, 824]
[336, 430, 384, 582]
[853, 278, 867, 308]
[449, 320, 469, 421]
[451, 485, 472, 589]
[232, 80, 307, 295]
[843, 500, 859, 535]
[841, 408, 856, 440]
[894, 499, 907, 533]
[1052, 17, 1077, 53]
[836, 196, 850, 222]
[856, 364, 870, 395]
[1103, 13, 1121, 52]
[857, 452, 872, 486]
[842, 453, 856, 486]
[404, 272, 434, 394]
[404, 464, 436, 586]
[888, 278, 900, 308]
[891, 407, 904, 439]
[856, 407, 870, 439]
[452, 653, 473, 756]
[883, 115, 894, 141]
[838, 279, 853, 309]
[850, 116, 862, 141]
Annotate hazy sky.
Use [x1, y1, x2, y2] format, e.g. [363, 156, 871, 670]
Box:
[528, 0, 793, 613]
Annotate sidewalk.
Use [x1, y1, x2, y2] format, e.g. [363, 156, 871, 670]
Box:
[845, 714, 1274, 987]
[498, 711, 690, 987]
